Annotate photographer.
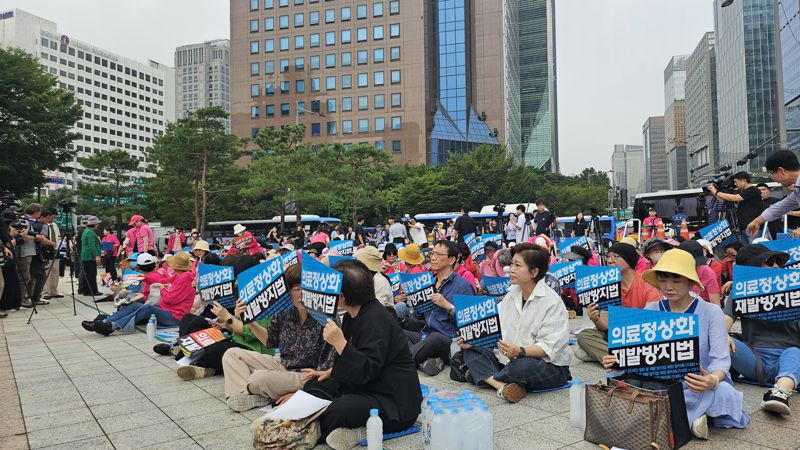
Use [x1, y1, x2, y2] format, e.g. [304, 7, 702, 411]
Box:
[38, 208, 61, 300]
[747, 150, 800, 239]
[706, 172, 763, 244]
[16, 203, 54, 307]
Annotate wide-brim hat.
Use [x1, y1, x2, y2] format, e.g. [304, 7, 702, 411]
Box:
[398, 243, 425, 265]
[193, 240, 210, 252]
[642, 249, 703, 290]
[167, 251, 194, 271]
[355, 246, 383, 272]
[736, 244, 790, 267]
[86, 215, 101, 226]
[678, 240, 707, 266]
[233, 224, 246, 235]
[280, 243, 295, 251]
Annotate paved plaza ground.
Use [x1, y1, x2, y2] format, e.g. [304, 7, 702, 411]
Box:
[0, 277, 798, 450]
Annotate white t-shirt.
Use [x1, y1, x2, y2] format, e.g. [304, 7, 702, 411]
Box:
[409, 223, 427, 246]
[373, 272, 393, 306]
[515, 214, 530, 243]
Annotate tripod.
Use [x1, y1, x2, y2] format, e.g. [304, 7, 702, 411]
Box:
[588, 211, 607, 265]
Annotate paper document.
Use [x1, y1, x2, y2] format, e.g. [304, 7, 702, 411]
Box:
[176, 352, 202, 367]
[265, 390, 331, 420]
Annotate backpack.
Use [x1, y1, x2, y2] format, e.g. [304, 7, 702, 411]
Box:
[251, 412, 323, 450]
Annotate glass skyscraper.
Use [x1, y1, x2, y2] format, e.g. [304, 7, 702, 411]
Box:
[780, 0, 800, 152]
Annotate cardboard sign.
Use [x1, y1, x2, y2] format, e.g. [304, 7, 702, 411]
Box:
[731, 265, 800, 321]
[482, 275, 510, 298]
[551, 260, 583, 290]
[761, 239, 800, 268]
[301, 251, 343, 325]
[398, 271, 436, 313]
[454, 295, 502, 349]
[575, 266, 622, 310]
[178, 327, 227, 357]
[197, 263, 236, 308]
[699, 219, 737, 251]
[464, 232, 477, 246]
[557, 236, 589, 255]
[281, 250, 299, 267]
[608, 306, 700, 380]
[238, 257, 292, 324]
[388, 272, 402, 298]
[328, 240, 355, 256]
[469, 240, 486, 262]
[327, 255, 355, 267]
[481, 234, 503, 245]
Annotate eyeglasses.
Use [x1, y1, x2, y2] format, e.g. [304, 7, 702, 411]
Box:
[430, 251, 449, 258]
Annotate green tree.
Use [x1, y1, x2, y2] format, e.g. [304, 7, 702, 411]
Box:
[0, 48, 83, 196]
[147, 107, 245, 234]
[328, 143, 392, 225]
[79, 149, 143, 237]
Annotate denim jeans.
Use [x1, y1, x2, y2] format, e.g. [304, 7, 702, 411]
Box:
[394, 301, 410, 319]
[105, 302, 180, 329]
[463, 346, 570, 390]
[731, 338, 800, 388]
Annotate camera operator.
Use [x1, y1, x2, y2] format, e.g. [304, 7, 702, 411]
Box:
[40, 208, 63, 300]
[747, 150, 800, 239]
[706, 172, 763, 244]
[16, 203, 55, 307]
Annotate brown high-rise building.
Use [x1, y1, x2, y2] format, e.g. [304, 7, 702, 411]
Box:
[230, 0, 559, 168]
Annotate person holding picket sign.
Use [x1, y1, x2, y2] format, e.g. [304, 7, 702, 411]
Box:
[602, 249, 749, 439]
[458, 243, 572, 403]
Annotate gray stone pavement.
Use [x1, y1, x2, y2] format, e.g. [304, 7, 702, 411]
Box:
[0, 276, 797, 449]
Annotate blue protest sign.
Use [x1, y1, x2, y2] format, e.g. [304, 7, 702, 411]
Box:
[481, 234, 502, 245]
[698, 219, 737, 251]
[575, 266, 622, 310]
[551, 260, 583, 289]
[327, 255, 355, 267]
[777, 233, 792, 240]
[608, 306, 700, 380]
[399, 271, 436, 314]
[469, 240, 486, 262]
[731, 265, 800, 321]
[557, 236, 589, 255]
[100, 241, 114, 252]
[197, 263, 236, 308]
[482, 276, 510, 298]
[761, 238, 800, 268]
[329, 240, 355, 256]
[238, 257, 292, 324]
[281, 250, 299, 267]
[300, 251, 343, 325]
[464, 232, 477, 245]
[388, 272, 402, 297]
[454, 295, 502, 349]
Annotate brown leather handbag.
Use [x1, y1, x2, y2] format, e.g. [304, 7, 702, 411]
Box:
[584, 380, 676, 450]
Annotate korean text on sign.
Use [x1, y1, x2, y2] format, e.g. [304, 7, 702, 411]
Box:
[238, 257, 292, 324]
[399, 271, 436, 314]
[454, 295, 502, 349]
[575, 266, 622, 310]
[301, 251, 344, 325]
[731, 265, 800, 321]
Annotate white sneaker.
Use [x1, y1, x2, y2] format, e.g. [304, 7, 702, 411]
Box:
[326, 427, 366, 450]
[691, 414, 708, 439]
[572, 345, 594, 362]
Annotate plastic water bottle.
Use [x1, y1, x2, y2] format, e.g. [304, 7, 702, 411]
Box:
[429, 407, 447, 450]
[478, 403, 493, 450]
[366, 408, 383, 450]
[445, 406, 461, 448]
[150, 314, 157, 330]
[450, 337, 460, 358]
[569, 380, 586, 432]
[274, 348, 281, 362]
[146, 316, 155, 342]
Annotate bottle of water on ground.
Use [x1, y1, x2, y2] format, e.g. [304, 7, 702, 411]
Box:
[419, 385, 493, 450]
[366, 408, 383, 450]
[569, 379, 586, 432]
[146, 314, 156, 342]
[449, 337, 460, 359]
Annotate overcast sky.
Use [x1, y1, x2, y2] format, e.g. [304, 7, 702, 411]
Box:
[1, 0, 715, 175]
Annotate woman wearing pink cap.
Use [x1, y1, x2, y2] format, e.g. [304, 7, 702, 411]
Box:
[130, 215, 156, 255]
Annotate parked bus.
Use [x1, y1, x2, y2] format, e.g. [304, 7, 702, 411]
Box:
[206, 215, 341, 239]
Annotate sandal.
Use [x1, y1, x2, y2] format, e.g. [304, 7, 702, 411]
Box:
[497, 383, 527, 403]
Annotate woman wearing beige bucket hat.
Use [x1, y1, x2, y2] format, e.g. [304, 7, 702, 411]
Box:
[602, 249, 749, 439]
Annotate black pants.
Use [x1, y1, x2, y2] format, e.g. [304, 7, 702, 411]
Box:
[29, 257, 47, 302]
[81, 260, 99, 295]
[178, 314, 242, 372]
[392, 237, 405, 244]
[404, 330, 452, 365]
[305, 378, 417, 440]
[103, 254, 118, 281]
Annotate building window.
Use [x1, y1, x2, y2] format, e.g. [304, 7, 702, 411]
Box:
[391, 92, 401, 107]
[311, 123, 321, 136]
[311, 100, 321, 113]
[280, 37, 289, 51]
[373, 2, 383, 16]
[327, 121, 337, 135]
[326, 76, 336, 90]
[389, 1, 399, 14]
[280, 59, 290, 72]
[358, 73, 368, 87]
[390, 46, 400, 61]
[279, 0, 288, 6]
[295, 0, 303, 4]
[265, 60, 275, 73]
[390, 70, 400, 84]
[373, 25, 384, 40]
[265, 39, 275, 52]
[391, 116, 401, 129]
[310, 11, 319, 25]
[343, 97, 353, 111]
[359, 119, 369, 133]
[250, 19, 260, 32]
[251, 84, 260, 97]
[265, 17, 275, 30]
[376, 140, 385, 150]
[251, 105, 260, 118]
[358, 95, 368, 110]
[295, 57, 305, 70]
[374, 94, 385, 108]
[341, 29, 351, 44]
[281, 103, 290, 116]
[310, 55, 320, 69]
[250, 41, 260, 54]
[325, 31, 336, 45]
[390, 23, 400, 38]
[266, 104, 276, 116]
[250, 62, 260, 75]
[326, 54, 336, 68]
[343, 120, 353, 134]
[297, 101, 305, 115]
[250, 0, 259, 11]
[264, 0, 274, 7]
[357, 4, 367, 19]
[342, 74, 353, 89]
[341, 6, 351, 21]
[341, 52, 352, 66]
[375, 117, 385, 132]
[296, 79, 305, 93]
[280, 81, 289, 93]
[325, 9, 335, 23]
[392, 140, 401, 153]
[252, 127, 261, 138]
[265, 82, 275, 94]
[279, 15, 289, 29]
[310, 33, 320, 47]
[374, 71, 384, 86]
[374, 48, 384, 63]
[295, 35, 305, 49]
[357, 27, 368, 42]
[357, 50, 368, 64]
[294, 13, 304, 27]
[326, 98, 337, 112]
[311, 78, 320, 91]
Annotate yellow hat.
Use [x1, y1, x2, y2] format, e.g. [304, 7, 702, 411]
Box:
[620, 237, 638, 248]
[193, 240, 210, 252]
[398, 243, 425, 265]
[642, 249, 703, 290]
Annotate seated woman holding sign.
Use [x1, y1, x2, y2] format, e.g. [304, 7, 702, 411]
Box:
[602, 249, 749, 439]
[458, 243, 572, 403]
[303, 259, 421, 450]
[222, 263, 335, 412]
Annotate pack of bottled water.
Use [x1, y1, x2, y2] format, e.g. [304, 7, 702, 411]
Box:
[420, 385, 493, 450]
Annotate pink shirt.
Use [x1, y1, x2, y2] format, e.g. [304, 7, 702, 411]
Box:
[455, 264, 478, 290]
[136, 224, 156, 252]
[480, 255, 504, 277]
[167, 232, 186, 253]
[691, 264, 721, 302]
[101, 235, 120, 255]
[635, 257, 651, 274]
[140, 270, 176, 300]
[157, 271, 196, 320]
[124, 228, 136, 255]
[310, 232, 330, 244]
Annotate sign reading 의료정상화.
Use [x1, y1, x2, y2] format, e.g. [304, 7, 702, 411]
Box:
[557, 236, 589, 255]
[197, 263, 236, 308]
[388, 272, 402, 298]
[328, 240, 355, 256]
[177, 327, 227, 357]
[482, 275, 510, 298]
[608, 306, 700, 380]
[731, 265, 800, 321]
[699, 219, 737, 251]
[481, 234, 502, 245]
[238, 257, 292, 324]
[464, 232, 477, 246]
[469, 240, 486, 262]
[301, 251, 343, 325]
[454, 295, 502, 349]
[281, 250, 299, 267]
[575, 265, 622, 310]
[399, 271, 436, 313]
[551, 260, 582, 290]
[761, 239, 800, 268]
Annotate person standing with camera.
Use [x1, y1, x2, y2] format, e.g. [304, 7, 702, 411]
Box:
[38, 208, 61, 301]
[706, 172, 763, 245]
[16, 203, 55, 307]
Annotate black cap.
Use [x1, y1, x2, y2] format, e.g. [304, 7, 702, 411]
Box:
[484, 241, 499, 251]
[678, 240, 706, 266]
[736, 244, 789, 267]
[643, 239, 674, 255]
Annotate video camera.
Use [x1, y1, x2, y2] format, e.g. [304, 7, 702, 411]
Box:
[58, 199, 77, 210]
[702, 173, 735, 195]
[0, 191, 19, 212]
[493, 203, 506, 214]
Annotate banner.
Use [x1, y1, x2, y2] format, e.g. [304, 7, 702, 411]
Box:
[481, 234, 503, 245]
[238, 257, 292, 324]
[469, 240, 486, 262]
[301, 251, 343, 325]
[482, 275, 510, 298]
[454, 295, 502, 349]
[388, 272, 402, 298]
[698, 219, 737, 251]
[731, 265, 800, 321]
[761, 239, 800, 268]
[327, 255, 354, 267]
[575, 266, 622, 310]
[328, 239, 355, 256]
[551, 260, 583, 290]
[178, 327, 227, 357]
[608, 306, 700, 380]
[464, 232, 477, 245]
[399, 271, 436, 313]
[197, 263, 236, 308]
[281, 249, 299, 267]
[557, 236, 589, 255]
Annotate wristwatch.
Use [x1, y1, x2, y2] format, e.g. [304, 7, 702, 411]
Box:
[517, 346, 526, 358]
[225, 317, 234, 325]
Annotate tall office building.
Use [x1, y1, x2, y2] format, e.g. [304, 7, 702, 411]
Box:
[780, 0, 800, 152]
[664, 55, 689, 190]
[685, 32, 719, 187]
[714, 0, 781, 170]
[0, 9, 175, 194]
[230, 0, 557, 168]
[643, 116, 668, 192]
[611, 144, 645, 204]
[175, 40, 232, 132]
